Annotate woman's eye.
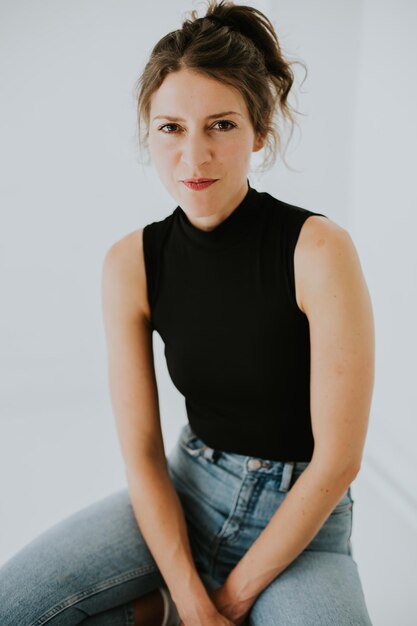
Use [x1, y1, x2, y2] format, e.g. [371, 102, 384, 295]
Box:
[212, 120, 236, 131]
[157, 120, 236, 134]
[158, 123, 180, 133]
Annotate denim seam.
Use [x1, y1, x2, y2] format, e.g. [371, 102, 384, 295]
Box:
[208, 475, 248, 576]
[124, 603, 136, 626]
[28, 564, 158, 626]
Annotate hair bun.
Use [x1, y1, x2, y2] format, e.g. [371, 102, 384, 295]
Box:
[205, 13, 238, 32]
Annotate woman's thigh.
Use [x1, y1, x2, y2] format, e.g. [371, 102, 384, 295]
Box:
[248, 551, 373, 626]
[0, 488, 166, 625]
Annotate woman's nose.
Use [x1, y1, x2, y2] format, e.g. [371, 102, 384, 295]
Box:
[180, 133, 213, 167]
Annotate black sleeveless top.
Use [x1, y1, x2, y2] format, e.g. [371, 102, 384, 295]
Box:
[143, 180, 328, 461]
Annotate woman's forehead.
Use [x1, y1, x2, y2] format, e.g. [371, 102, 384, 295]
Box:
[149, 69, 247, 118]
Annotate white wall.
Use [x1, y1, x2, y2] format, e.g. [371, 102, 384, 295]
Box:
[347, 2, 417, 621]
[350, 0, 417, 514]
[1, 1, 416, 623]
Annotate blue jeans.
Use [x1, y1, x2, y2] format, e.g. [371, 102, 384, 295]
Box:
[0, 422, 373, 625]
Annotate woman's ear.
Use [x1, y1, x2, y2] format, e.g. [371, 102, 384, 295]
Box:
[252, 132, 266, 153]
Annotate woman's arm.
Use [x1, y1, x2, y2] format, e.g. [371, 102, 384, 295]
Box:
[101, 230, 220, 624]
[216, 216, 375, 623]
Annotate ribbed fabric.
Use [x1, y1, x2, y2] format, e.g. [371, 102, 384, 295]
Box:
[143, 180, 328, 461]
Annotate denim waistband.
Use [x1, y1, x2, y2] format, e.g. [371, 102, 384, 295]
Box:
[178, 422, 311, 493]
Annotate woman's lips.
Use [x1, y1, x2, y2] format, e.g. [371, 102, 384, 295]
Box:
[182, 179, 218, 191]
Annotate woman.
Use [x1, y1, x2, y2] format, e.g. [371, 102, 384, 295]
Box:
[0, 1, 375, 625]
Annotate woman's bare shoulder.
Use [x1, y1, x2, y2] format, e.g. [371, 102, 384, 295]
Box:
[102, 228, 151, 323]
[295, 214, 363, 315]
[298, 214, 345, 249]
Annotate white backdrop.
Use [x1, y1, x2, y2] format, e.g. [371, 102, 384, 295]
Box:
[1, 1, 416, 624]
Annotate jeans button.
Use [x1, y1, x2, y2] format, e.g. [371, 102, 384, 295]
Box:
[247, 458, 262, 471]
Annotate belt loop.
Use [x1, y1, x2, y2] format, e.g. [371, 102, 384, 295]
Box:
[203, 445, 218, 463]
[279, 461, 295, 492]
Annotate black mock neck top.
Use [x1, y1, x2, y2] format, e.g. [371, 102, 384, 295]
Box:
[142, 180, 328, 461]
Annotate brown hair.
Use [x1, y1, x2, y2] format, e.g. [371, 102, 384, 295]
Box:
[134, 0, 306, 172]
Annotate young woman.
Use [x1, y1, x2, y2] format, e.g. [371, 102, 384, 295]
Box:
[0, 1, 375, 625]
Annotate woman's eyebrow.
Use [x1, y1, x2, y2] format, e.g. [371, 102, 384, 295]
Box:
[152, 111, 243, 121]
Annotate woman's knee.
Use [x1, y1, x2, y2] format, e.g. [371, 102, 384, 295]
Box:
[0, 489, 163, 625]
[246, 551, 373, 626]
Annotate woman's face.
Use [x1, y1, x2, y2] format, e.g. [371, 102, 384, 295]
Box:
[148, 67, 265, 230]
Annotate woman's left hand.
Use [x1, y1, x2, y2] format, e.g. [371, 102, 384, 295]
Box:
[208, 583, 254, 625]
